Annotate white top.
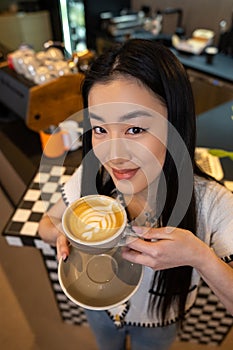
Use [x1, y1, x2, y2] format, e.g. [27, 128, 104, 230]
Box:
[62, 165, 233, 326]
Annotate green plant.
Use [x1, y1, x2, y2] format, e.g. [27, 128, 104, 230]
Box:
[208, 149, 233, 161]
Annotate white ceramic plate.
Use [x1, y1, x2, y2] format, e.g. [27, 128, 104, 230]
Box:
[58, 246, 143, 310]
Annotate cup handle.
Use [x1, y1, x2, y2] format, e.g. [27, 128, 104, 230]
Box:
[118, 226, 157, 246]
[77, 127, 83, 134]
[118, 226, 140, 246]
[75, 127, 83, 148]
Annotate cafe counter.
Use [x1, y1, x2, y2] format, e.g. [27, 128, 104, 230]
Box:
[173, 50, 233, 83]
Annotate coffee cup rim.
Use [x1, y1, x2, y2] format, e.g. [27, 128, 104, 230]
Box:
[62, 194, 127, 247]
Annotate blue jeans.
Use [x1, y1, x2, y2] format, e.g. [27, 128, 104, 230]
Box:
[85, 310, 177, 350]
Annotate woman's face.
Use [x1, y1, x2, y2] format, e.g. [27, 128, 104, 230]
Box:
[88, 77, 168, 197]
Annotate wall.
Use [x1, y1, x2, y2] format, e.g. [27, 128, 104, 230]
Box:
[0, 0, 40, 12]
[132, 0, 233, 45]
[0, 11, 52, 51]
[0, 0, 13, 11]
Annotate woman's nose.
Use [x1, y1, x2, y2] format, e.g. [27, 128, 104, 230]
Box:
[109, 137, 130, 161]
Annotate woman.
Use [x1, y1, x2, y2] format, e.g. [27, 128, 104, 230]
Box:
[39, 39, 233, 350]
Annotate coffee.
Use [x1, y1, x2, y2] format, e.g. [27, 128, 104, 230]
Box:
[67, 196, 125, 243]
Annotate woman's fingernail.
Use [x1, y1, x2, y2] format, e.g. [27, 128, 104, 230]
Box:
[62, 254, 68, 262]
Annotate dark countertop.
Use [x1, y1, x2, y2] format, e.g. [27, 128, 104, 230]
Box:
[196, 99, 233, 180]
[97, 31, 233, 83]
[196, 100, 233, 150]
[173, 49, 233, 83]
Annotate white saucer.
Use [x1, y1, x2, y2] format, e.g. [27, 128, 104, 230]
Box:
[58, 246, 143, 310]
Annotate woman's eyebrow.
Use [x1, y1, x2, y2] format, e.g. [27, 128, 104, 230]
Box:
[89, 110, 153, 122]
[88, 113, 104, 122]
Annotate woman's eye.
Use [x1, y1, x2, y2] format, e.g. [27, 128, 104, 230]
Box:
[93, 126, 107, 134]
[127, 127, 146, 135]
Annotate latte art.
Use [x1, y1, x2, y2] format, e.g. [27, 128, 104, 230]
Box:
[69, 197, 125, 243]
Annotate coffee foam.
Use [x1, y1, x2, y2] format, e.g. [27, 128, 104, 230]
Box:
[68, 197, 125, 243]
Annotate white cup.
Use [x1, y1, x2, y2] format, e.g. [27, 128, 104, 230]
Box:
[62, 195, 128, 254]
[59, 120, 83, 151]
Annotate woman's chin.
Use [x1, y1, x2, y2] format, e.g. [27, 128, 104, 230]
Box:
[114, 179, 135, 195]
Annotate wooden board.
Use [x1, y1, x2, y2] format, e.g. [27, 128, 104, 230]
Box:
[26, 73, 85, 132]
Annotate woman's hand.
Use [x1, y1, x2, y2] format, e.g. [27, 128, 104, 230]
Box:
[56, 233, 70, 262]
[122, 226, 233, 315]
[121, 226, 210, 270]
[38, 213, 70, 262]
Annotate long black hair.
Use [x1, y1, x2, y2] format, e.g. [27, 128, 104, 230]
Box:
[81, 39, 197, 324]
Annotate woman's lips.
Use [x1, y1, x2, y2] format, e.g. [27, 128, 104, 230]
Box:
[112, 168, 139, 180]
